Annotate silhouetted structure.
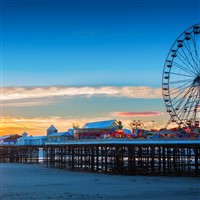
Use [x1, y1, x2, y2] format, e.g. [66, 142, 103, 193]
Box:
[0, 140, 200, 176]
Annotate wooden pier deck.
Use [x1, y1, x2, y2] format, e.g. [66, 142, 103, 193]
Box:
[1, 140, 200, 176]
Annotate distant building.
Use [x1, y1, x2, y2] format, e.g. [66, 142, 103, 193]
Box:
[2, 134, 21, 145]
[17, 132, 47, 145]
[0, 135, 10, 145]
[74, 119, 118, 139]
[122, 128, 133, 138]
[47, 125, 58, 136]
[46, 125, 74, 143]
[47, 131, 74, 143]
[67, 128, 75, 136]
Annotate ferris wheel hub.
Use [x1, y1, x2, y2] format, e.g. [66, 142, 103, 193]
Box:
[193, 76, 200, 86]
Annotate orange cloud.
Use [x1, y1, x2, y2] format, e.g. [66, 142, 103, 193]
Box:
[1, 114, 168, 136]
[114, 111, 164, 117]
[0, 116, 80, 136]
[0, 116, 116, 136]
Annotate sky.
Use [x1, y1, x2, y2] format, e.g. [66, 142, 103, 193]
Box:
[1, 0, 200, 135]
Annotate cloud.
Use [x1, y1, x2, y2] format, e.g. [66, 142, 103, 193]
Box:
[3, 101, 52, 107]
[1, 115, 169, 136]
[1, 116, 84, 135]
[2, 86, 162, 106]
[0, 116, 115, 135]
[113, 111, 164, 117]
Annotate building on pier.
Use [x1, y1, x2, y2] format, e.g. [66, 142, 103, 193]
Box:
[47, 131, 74, 143]
[47, 125, 58, 136]
[0, 135, 10, 144]
[2, 134, 21, 145]
[74, 119, 120, 139]
[46, 125, 74, 143]
[17, 132, 47, 145]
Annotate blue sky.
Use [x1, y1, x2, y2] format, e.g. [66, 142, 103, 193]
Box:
[1, 0, 200, 134]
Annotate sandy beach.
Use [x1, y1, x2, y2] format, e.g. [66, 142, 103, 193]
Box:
[1, 163, 199, 200]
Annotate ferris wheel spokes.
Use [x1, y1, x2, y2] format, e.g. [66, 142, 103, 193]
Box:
[162, 23, 200, 127]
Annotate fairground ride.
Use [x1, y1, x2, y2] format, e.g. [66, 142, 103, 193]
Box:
[162, 23, 200, 128]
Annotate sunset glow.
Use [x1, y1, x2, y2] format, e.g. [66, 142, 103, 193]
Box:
[1, 0, 198, 135]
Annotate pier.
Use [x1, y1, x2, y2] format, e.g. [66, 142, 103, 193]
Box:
[1, 140, 200, 176]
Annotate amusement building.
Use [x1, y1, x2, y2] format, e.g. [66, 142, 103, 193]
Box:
[1, 118, 200, 146]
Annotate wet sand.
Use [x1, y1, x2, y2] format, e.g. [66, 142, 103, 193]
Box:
[1, 163, 200, 200]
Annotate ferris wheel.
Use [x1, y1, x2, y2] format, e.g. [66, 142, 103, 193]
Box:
[162, 23, 200, 127]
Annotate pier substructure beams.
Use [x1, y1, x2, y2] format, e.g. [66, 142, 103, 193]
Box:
[43, 143, 200, 176]
[0, 143, 200, 176]
[0, 146, 40, 164]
